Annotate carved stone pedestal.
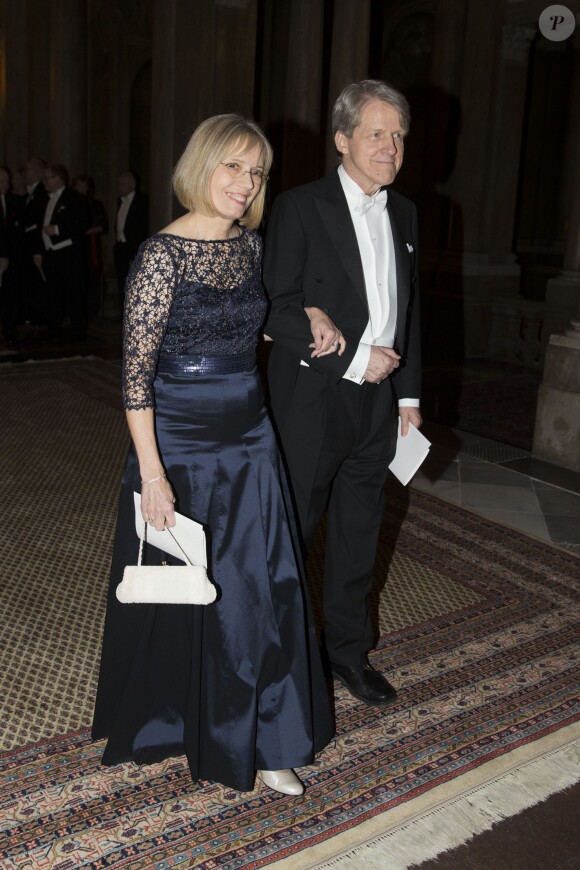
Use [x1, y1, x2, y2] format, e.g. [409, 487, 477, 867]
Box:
[541, 272, 580, 356]
[533, 333, 580, 470]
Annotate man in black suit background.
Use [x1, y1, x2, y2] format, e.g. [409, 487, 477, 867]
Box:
[263, 80, 422, 707]
[0, 165, 25, 343]
[22, 157, 49, 325]
[33, 163, 89, 342]
[113, 171, 149, 307]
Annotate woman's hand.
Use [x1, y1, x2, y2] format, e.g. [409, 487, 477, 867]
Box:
[126, 409, 176, 532]
[140, 475, 176, 531]
[305, 306, 346, 357]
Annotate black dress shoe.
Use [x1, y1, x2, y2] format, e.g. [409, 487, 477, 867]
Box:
[331, 657, 397, 707]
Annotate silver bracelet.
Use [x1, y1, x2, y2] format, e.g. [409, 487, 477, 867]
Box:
[141, 473, 167, 485]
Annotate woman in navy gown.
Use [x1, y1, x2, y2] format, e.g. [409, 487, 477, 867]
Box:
[91, 115, 338, 795]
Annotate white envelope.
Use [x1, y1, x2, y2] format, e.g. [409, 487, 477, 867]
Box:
[133, 492, 207, 567]
[388, 420, 431, 486]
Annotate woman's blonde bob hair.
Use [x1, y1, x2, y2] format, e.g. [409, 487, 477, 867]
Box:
[172, 114, 273, 231]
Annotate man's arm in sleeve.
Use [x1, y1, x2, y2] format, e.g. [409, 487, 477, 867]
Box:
[263, 193, 357, 382]
[393, 202, 422, 417]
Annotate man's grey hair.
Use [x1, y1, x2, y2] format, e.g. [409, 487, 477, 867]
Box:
[331, 80, 411, 139]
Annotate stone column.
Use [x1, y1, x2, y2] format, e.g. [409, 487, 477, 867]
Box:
[92, 0, 151, 317]
[149, 0, 177, 233]
[442, 4, 537, 361]
[324, 0, 371, 171]
[1, 0, 29, 167]
[48, 0, 87, 175]
[212, 0, 258, 116]
[413, 0, 468, 364]
[532, 331, 580, 469]
[485, 24, 538, 364]
[423, 0, 469, 201]
[2, 0, 51, 166]
[541, 32, 580, 350]
[149, 0, 258, 231]
[28, 0, 51, 160]
[280, 0, 325, 189]
[430, 0, 467, 95]
[488, 25, 535, 265]
[450, 0, 503, 255]
[426, 0, 504, 358]
[533, 107, 580, 468]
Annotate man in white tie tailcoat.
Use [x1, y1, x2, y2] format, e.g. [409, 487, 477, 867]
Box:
[263, 80, 422, 707]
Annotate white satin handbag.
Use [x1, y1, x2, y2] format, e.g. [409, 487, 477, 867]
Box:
[116, 522, 217, 605]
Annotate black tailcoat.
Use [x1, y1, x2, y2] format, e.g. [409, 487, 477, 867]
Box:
[263, 169, 421, 665]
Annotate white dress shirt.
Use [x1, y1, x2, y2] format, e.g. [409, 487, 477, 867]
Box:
[299, 167, 419, 406]
[299, 166, 418, 408]
[116, 190, 135, 242]
[26, 182, 39, 203]
[337, 164, 399, 384]
[42, 187, 72, 251]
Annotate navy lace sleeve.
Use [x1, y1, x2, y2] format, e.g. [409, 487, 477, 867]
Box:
[122, 236, 181, 410]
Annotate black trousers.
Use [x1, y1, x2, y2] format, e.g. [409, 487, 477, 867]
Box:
[276, 367, 398, 667]
[23, 254, 47, 325]
[0, 265, 20, 340]
[43, 246, 86, 340]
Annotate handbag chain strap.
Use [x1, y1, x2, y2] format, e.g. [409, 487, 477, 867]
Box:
[166, 527, 194, 565]
[137, 522, 194, 566]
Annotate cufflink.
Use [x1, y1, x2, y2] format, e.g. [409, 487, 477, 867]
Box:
[406, 243, 414, 253]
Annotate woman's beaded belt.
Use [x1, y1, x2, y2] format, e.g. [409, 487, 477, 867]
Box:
[157, 352, 256, 375]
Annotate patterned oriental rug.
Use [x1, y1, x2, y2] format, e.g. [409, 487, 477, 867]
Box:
[0, 359, 579, 868]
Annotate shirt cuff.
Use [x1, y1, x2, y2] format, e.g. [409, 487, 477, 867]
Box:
[398, 399, 420, 407]
[342, 343, 371, 385]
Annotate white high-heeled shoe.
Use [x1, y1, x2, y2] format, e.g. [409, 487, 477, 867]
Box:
[257, 768, 304, 796]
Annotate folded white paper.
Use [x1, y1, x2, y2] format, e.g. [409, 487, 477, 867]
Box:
[133, 492, 207, 566]
[388, 420, 431, 486]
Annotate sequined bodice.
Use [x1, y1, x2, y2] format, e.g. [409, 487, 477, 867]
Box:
[122, 230, 266, 409]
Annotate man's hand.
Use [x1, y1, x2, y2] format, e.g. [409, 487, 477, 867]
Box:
[363, 346, 400, 383]
[0, 257, 9, 273]
[43, 224, 57, 236]
[33, 254, 43, 269]
[399, 406, 422, 436]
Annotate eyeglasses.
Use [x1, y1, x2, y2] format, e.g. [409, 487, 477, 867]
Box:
[220, 162, 268, 183]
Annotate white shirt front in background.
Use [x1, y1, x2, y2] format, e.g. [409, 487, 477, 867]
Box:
[116, 190, 135, 243]
[42, 187, 67, 251]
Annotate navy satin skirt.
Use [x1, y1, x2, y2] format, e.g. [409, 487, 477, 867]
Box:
[92, 356, 334, 791]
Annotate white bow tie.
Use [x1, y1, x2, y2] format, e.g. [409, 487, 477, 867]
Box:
[354, 188, 388, 216]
